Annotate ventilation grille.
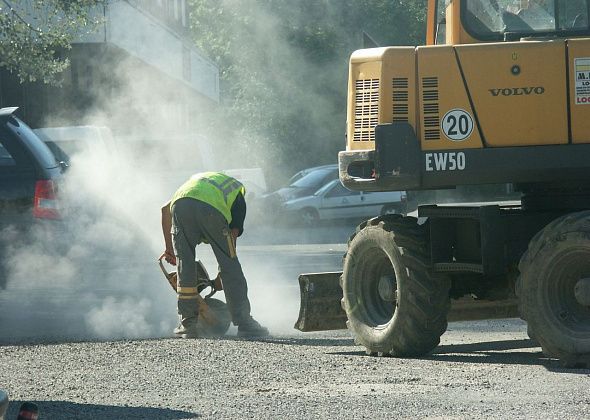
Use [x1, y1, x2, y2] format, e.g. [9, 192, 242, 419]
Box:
[353, 78, 379, 142]
[392, 78, 409, 123]
[422, 77, 440, 141]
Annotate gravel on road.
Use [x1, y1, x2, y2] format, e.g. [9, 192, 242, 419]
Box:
[1, 320, 589, 419]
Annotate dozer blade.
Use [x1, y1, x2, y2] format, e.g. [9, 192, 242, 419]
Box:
[295, 272, 347, 332]
[294, 271, 521, 333]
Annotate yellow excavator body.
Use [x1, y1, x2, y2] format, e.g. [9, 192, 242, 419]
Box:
[298, 0, 590, 367]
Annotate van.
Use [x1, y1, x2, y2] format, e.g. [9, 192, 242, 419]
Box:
[221, 167, 267, 199]
[33, 125, 117, 165]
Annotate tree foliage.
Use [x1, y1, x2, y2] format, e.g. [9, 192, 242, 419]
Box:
[0, 0, 104, 85]
[188, 0, 426, 177]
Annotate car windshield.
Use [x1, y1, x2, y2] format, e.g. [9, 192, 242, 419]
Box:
[463, 0, 590, 38]
[291, 167, 335, 189]
[288, 169, 308, 185]
[314, 179, 339, 196]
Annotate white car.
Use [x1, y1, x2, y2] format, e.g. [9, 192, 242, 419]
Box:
[282, 179, 407, 225]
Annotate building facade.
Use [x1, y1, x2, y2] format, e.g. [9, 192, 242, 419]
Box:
[0, 0, 219, 143]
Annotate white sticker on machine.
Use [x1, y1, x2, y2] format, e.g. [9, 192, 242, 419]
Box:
[441, 109, 474, 141]
[575, 58, 590, 105]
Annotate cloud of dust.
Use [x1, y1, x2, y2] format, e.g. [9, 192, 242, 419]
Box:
[0, 1, 354, 342]
[1, 134, 180, 341]
[243, 258, 303, 336]
[0, 50, 209, 341]
[190, 0, 346, 181]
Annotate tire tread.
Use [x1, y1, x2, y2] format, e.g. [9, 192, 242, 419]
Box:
[342, 215, 451, 357]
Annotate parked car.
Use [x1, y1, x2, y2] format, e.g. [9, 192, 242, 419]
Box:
[281, 179, 407, 225]
[285, 164, 337, 187]
[0, 108, 65, 287]
[257, 164, 338, 208]
[0, 108, 64, 227]
[272, 164, 338, 202]
[248, 164, 338, 224]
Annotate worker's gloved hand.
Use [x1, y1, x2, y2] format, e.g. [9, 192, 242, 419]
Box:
[161, 250, 176, 266]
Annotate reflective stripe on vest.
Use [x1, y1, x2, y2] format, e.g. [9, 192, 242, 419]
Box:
[171, 172, 245, 223]
[202, 177, 243, 204]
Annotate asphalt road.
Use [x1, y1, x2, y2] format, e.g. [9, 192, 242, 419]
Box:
[1, 321, 589, 419]
[0, 224, 589, 419]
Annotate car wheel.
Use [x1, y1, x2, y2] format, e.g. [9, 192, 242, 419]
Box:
[299, 208, 319, 227]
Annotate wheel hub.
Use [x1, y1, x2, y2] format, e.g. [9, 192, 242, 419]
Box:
[378, 275, 396, 302]
[574, 278, 590, 307]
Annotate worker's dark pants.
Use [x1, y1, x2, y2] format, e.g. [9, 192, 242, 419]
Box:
[171, 198, 251, 327]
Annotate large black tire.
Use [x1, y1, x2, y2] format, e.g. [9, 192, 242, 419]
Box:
[341, 215, 451, 356]
[515, 264, 539, 345]
[518, 211, 590, 367]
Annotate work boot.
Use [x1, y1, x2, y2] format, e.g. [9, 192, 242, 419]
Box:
[173, 323, 200, 339]
[237, 317, 269, 338]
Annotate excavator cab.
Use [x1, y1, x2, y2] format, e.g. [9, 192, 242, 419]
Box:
[429, 0, 590, 45]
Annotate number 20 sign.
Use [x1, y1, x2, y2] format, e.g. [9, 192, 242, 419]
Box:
[441, 109, 474, 141]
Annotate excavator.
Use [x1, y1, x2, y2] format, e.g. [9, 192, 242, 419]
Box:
[296, 0, 590, 367]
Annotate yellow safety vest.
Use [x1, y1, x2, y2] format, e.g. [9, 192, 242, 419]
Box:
[171, 172, 245, 223]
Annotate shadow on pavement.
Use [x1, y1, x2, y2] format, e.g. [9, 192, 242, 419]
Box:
[6, 400, 198, 419]
[220, 335, 354, 347]
[431, 339, 590, 372]
[329, 338, 538, 358]
[430, 338, 550, 367]
[435, 338, 536, 353]
[329, 338, 590, 373]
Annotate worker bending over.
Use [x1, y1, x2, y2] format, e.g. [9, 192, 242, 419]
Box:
[161, 171, 269, 339]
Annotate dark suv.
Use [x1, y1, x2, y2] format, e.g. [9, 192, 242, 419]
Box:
[0, 107, 64, 262]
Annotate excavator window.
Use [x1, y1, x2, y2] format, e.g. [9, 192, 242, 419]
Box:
[462, 0, 590, 41]
[435, 0, 448, 44]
